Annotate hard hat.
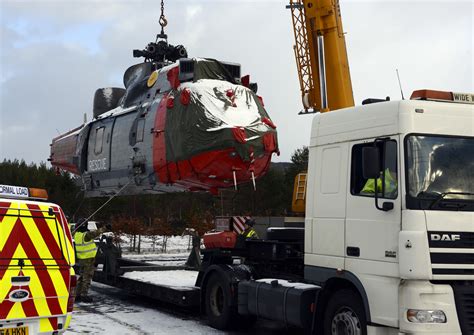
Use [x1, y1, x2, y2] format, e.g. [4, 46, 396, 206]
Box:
[245, 219, 256, 227]
[76, 218, 89, 232]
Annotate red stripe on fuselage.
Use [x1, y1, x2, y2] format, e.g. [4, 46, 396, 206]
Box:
[152, 97, 170, 184]
[153, 145, 272, 190]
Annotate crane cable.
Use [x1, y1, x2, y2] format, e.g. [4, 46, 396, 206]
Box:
[71, 169, 156, 234]
[71, 179, 133, 234]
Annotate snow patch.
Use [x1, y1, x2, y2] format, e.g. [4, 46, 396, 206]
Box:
[256, 279, 320, 290]
[122, 270, 199, 290]
[102, 87, 114, 106]
[121, 235, 194, 255]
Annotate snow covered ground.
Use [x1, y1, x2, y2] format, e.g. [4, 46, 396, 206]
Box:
[107, 235, 193, 269]
[66, 283, 222, 335]
[120, 235, 196, 255]
[65, 235, 303, 334]
[66, 283, 301, 335]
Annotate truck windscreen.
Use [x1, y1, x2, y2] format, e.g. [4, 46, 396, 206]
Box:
[405, 135, 474, 211]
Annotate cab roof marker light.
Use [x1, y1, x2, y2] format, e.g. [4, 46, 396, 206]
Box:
[411, 89, 453, 101]
[410, 89, 474, 104]
[29, 188, 49, 200]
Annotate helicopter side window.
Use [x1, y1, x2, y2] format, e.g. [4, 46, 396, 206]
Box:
[136, 119, 145, 143]
[129, 118, 146, 146]
[94, 127, 105, 155]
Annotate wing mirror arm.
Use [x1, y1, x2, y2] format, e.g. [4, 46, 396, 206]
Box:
[373, 182, 394, 211]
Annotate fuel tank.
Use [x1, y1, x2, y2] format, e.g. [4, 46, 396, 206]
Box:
[50, 58, 279, 196]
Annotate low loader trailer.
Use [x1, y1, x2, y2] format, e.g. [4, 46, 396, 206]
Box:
[94, 227, 311, 324]
[93, 255, 201, 308]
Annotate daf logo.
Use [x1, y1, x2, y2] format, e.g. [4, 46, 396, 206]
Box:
[430, 234, 461, 241]
[9, 289, 29, 302]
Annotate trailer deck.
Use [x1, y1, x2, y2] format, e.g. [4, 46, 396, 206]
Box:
[93, 267, 200, 308]
[93, 242, 200, 308]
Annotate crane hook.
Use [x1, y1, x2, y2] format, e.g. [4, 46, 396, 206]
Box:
[159, 16, 168, 28]
[157, 0, 168, 40]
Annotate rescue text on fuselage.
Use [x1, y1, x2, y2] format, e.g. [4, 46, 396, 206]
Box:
[50, 55, 279, 197]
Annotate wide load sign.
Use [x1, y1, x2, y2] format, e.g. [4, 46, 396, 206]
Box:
[0, 184, 29, 198]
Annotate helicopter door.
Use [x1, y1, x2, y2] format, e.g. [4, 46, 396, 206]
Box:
[128, 115, 148, 179]
[87, 119, 114, 179]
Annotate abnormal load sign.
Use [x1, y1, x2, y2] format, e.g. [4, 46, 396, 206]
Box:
[452, 92, 474, 104]
[0, 184, 29, 198]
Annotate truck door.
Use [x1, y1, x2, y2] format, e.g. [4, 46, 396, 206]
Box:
[345, 137, 401, 325]
[86, 118, 114, 186]
[345, 137, 401, 263]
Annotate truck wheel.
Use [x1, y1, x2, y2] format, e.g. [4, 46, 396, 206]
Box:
[323, 289, 367, 335]
[205, 273, 236, 330]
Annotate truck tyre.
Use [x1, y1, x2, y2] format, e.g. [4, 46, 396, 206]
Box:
[205, 272, 236, 330]
[323, 289, 367, 335]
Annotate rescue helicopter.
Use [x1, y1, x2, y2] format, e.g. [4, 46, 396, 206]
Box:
[49, 22, 279, 197]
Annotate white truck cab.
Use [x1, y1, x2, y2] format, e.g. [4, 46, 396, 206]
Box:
[304, 90, 473, 334]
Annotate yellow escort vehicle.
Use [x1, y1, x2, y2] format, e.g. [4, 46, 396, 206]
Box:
[0, 184, 76, 334]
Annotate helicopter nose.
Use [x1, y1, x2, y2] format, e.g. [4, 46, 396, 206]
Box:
[152, 79, 278, 190]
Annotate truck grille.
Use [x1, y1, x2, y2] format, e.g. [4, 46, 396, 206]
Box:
[451, 283, 474, 335]
[428, 231, 474, 277]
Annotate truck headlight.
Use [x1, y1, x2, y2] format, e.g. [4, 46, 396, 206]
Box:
[407, 309, 446, 323]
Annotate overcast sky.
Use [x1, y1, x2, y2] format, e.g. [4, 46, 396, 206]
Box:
[1, 0, 472, 165]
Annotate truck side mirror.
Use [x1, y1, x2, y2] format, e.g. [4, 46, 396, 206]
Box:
[362, 147, 380, 179]
[382, 202, 394, 211]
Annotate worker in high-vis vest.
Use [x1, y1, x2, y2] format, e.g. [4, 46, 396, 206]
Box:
[74, 219, 110, 303]
[361, 168, 398, 198]
[242, 219, 259, 239]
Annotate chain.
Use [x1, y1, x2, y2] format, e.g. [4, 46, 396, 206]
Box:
[159, 0, 168, 38]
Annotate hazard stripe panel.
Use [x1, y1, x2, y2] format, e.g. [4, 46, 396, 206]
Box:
[39, 316, 58, 332]
[232, 216, 250, 234]
[0, 200, 72, 321]
[64, 313, 72, 329]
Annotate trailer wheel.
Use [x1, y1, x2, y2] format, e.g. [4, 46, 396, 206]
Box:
[323, 289, 367, 335]
[205, 273, 236, 330]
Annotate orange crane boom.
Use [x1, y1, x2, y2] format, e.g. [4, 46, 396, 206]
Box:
[288, 0, 354, 113]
